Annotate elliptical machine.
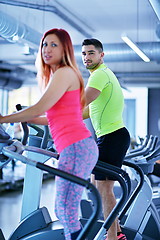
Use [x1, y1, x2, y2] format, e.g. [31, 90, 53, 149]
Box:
[0, 138, 99, 240]
[80, 135, 160, 240]
[0, 124, 130, 240]
[119, 140, 160, 240]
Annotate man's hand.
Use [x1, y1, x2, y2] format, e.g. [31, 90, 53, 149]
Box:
[83, 106, 90, 119]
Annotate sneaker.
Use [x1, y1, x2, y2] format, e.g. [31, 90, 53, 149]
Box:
[105, 233, 127, 240]
[104, 232, 127, 240]
[117, 232, 127, 240]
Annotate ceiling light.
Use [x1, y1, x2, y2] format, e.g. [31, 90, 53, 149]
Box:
[12, 35, 19, 41]
[121, 35, 150, 62]
[23, 44, 30, 55]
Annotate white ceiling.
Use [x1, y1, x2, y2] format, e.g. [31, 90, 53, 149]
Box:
[0, 0, 160, 89]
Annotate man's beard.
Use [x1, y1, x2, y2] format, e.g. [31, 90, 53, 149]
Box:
[85, 61, 101, 70]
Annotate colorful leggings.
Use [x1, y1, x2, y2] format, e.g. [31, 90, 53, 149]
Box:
[55, 136, 98, 240]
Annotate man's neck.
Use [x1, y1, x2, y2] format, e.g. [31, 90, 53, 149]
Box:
[89, 62, 104, 73]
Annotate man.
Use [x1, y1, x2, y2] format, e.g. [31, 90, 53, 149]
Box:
[82, 38, 130, 240]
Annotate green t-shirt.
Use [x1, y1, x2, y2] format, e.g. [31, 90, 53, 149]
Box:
[87, 63, 125, 138]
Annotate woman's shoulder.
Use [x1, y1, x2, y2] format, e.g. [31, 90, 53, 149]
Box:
[56, 66, 75, 75]
[53, 66, 79, 88]
[55, 66, 78, 82]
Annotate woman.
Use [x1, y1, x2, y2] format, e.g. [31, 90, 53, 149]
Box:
[0, 28, 98, 240]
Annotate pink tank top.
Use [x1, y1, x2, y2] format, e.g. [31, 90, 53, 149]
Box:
[46, 89, 91, 153]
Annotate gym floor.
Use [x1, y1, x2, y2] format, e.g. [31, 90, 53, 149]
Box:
[0, 162, 57, 239]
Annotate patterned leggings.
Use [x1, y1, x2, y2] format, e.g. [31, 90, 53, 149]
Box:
[55, 136, 98, 240]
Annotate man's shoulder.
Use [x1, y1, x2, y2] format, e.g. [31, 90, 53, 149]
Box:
[90, 66, 110, 82]
[92, 66, 108, 76]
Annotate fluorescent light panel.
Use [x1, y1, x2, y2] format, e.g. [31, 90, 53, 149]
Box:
[12, 35, 19, 41]
[121, 36, 150, 62]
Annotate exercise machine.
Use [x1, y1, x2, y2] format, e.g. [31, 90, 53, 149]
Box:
[81, 135, 160, 240]
[0, 139, 100, 240]
[126, 135, 160, 213]
[120, 142, 160, 240]
[0, 128, 129, 240]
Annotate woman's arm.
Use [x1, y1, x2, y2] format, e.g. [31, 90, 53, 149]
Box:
[27, 116, 48, 125]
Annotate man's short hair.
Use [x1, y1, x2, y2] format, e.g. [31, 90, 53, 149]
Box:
[82, 38, 103, 52]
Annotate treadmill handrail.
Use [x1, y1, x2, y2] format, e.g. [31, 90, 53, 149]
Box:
[125, 135, 154, 159]
[129, 135, 148, 154]
[119, 160, 144, 220]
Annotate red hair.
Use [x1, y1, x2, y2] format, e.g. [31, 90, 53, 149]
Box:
[35, 28, 86, 109]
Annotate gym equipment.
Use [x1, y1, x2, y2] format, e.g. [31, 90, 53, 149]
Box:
[0, 136, 129, 240]
[80, 160, 131, 240]
[0, 140, 100, 240]
[0, 124, 13, 181]
[81, 135, 160, 240]
[129, 135, 149, 154]
[128, 135, 158, 157]
[125, 135, 155, 160]
[120, 142, 160, 240]
[126, 135, 160, 209]
[16, 104, 53, 150]
[0, 125, 12, 179]
[80, 159, 143, 240]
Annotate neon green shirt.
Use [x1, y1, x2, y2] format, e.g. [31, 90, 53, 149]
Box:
[87, 63, 125, 138]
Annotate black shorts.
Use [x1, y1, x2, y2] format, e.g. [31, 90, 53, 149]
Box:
[95, 127, 130, 181]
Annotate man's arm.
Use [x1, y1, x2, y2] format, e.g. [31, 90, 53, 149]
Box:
[85, 86, 101, 105]
[83, 86, 101, 119]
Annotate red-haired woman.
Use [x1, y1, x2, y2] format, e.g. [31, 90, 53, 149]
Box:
[0, 28, 98, 240]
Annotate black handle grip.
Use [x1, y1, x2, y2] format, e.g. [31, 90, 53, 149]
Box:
[16, 104, 29, 145]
